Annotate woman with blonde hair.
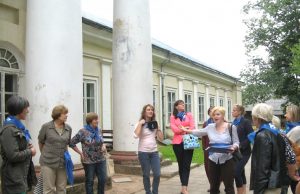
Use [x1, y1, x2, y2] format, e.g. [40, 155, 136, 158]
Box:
[183, 106, 239, 194]
[285, 104, 300, 134]
[134, 104, 164, 194]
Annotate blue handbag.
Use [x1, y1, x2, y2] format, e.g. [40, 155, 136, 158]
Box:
[183, 134, 200, 150]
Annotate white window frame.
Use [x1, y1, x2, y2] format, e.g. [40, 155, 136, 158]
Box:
[166, 89, 176, 124]
[219, 97, 224, 107]
[83, 77, 99, 118]
[184, 92, 192, 113]
[198, 94, 205, 123]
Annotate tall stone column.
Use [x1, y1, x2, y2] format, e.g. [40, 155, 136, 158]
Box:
[205, 84, 210, 120]
[193, 81, 199, 128]
[216, 87, 220, 107]
[224, 89, 229, 120]
[112, 0, 153, 163]
[25, 0, 83, 165]
[178, 77, 184, 100]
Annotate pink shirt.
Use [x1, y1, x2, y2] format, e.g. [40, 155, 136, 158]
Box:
[170, 112, 195, 144]
[134, 124, 158, 152]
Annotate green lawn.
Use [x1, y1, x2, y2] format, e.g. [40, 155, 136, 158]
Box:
[158, 143, 204, 164]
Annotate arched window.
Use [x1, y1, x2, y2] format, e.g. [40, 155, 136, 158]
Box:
[0, 48, 19, 125]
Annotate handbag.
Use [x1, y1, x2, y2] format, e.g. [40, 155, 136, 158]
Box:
[33, 173, 43, 194]
[183, 134, 200, 150]
[229, 124, 243, 162]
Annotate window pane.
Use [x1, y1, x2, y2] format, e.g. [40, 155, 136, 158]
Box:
[0, 59, 10, 68]
[86, 83, 95, 97]
[153, 90, 155, 106]
[87, 99, 95, 113]
[5, 74, 17, 92]
[5, 94, 13, 113]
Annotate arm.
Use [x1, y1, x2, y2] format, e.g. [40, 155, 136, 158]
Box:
[231, 125, 240, 149]
[239, 120, 254, 150]
[253, 133, 272, 194]
[69, 130, 85, 159]
[170, 115, 184, 135]
[156, 126, 164, 142]
[134, 119, 145, 138]
[1, 128, 32, 162]
[38, 124, 47, 152]
[182, 127, 207, 137]
[187, 113, 195, 130]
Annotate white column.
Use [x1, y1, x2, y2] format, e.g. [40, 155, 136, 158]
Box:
[205, 84, 210, 120]
[193, 81, 199, 128]
[112, 0, 152, 152]
[25, 0, 83, 164]
[216, 87, 220, 107]
[102, 60, 112, 130]
[224, 89, 228, 120]
[178, 77, 184, 100]
[159, 72, 167, 134]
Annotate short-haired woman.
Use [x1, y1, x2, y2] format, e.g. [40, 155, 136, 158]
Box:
[0, 96, 36, 194]
[70, 112, 107, 194]
[231, 104, 254, 194]
[183, 106, 239, 194]
[170, 100, 196, 194]
[250, 103, 286, 194]
[134, 104, 164, 194]
[38, 105, 72, 194]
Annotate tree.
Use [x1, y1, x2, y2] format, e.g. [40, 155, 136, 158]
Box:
[242, 0, 300, 105]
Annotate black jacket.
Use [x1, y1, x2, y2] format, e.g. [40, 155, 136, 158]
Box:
[236, 118, 253, 155]
[0, 124, 32, 193]
[250, 128, 287, 194]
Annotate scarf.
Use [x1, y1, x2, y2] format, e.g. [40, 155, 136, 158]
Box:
[3, 115, 31, 142]
[285, 121, 300, 134]
[232, 116, 243, 126]
[64, 151, 74, 185]
[248, 122, 279, 144]
[177, 111, 186, 121]
[84, 124, 102, 143]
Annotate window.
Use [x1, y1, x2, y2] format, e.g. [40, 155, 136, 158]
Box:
[184, 93, 192, 112]
[83, 79, 98, 117]
[210, 97, 215, 107]
[0, 48, 19, 126]
[228, 99, 232, 121]
[167, 91, 176, 123]
[198, 95, 205, 122]
[153, 89, 156, 107]
[219, 98, 224, 107]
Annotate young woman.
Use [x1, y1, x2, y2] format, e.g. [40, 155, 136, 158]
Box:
[38, 105, 72, 194]
[134, 104, 164, 194]
[0, 96, 36, 194]
[70, 112, 107, 194]
[182, 106, 239, 194]
[232, 104, 254, 194]
[170, 100, 195, 194]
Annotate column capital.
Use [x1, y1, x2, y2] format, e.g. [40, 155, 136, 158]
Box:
[205, 83, 210, 87]
[193, 80, 199, 85]
[177, 76, 185, 81]
[216, 86, 222, 90]
[159, 72, 167, 78]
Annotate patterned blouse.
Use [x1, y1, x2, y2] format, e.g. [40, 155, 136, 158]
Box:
[281, 133, 296, 164]
[69, 128, 105, 164]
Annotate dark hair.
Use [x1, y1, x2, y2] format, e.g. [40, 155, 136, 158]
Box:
[208, 106, 214, 115]
[172, 100, 184, 118]
[51, 105, 68, 120]
[140, 104, 156, 121]
[6, 96, 29, 116]
[86, 112, 98, 124]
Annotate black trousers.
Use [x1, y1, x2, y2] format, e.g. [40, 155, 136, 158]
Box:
[209, 158, 235, 194]
[173, 143, 194, 186]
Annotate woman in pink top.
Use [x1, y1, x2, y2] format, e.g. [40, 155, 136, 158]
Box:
[170, 100, 195, 194]
[134, 104, 164, 194]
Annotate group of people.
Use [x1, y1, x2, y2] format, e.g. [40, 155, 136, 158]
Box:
[0, 96, 107, 194]
[134, 100, 300, 194]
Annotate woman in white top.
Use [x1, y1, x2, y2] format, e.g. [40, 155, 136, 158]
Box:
[182, 106, 239, 194]
[134, 104, 164, 194]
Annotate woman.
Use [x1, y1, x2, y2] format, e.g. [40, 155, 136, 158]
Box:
[170, 100, 195, 194]
[232, 104, 254, 194]
[134, 104, 164, 194]
[38, 105, 72, 194]
[250, 103, 286, 194]
[0, 96, 36, 194]
[183, 106, 239, 194]
[70, 112, 107, 194]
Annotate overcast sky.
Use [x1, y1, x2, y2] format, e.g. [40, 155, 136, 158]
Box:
[82, 0, 249, 78]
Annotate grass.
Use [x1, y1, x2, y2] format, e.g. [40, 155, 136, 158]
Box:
[158, 141, 204, 164]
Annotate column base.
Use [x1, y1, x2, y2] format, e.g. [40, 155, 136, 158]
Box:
[110, 151, 141, 175]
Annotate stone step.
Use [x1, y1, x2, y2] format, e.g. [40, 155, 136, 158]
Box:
[160, 163, 200, 178]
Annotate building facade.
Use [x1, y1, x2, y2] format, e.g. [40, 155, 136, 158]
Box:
[0, 0, 242, 165]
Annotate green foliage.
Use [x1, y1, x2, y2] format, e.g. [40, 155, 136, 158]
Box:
[158, 144, 204, 164]
[291, 42, 300, 74]
[241, 0, 300, 105]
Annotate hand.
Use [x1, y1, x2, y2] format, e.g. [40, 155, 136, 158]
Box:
[101, 144, 107, 153]
[229, 146, 237, 154]
[139, 119, 146, 125]
[30, 146, 36, 156]
[80, 153, 85, 161]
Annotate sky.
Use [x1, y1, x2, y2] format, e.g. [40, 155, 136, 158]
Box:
[82, 0, 250, 78]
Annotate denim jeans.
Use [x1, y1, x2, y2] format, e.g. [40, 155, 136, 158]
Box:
[138, 151, 161, 194]
[83, 160, 107, 194]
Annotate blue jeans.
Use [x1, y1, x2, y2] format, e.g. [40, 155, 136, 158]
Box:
[83, 160, 107, 194]
[138, 151, 161, 194]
